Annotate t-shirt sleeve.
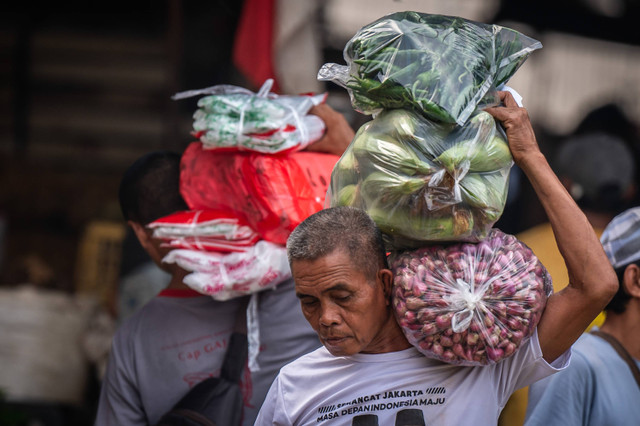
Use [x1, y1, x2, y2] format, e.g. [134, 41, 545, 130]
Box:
[254, 374, 291, 426]
[524, 351, 593, 426]
[495, 328, 571, 407]
[94, 331, 147, 426]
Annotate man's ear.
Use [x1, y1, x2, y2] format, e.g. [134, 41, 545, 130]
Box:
[622, 264, 640, 298]
[129, 220, 153, 252]
[378, 268, 394, 304]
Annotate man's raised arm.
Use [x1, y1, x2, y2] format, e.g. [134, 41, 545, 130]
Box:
[485, 92, 618, 362]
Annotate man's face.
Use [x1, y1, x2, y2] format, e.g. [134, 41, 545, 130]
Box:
[292, 249, 393, 356]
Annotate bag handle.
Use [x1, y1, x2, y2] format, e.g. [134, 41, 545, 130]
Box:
[220, 296, 250, 383]
[590, 330, 640, 389]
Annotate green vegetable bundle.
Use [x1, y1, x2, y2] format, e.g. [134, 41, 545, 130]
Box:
[328, 108, 512, 250]
[318, 11, 541, 125]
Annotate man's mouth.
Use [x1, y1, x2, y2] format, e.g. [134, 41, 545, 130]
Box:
[323, 336, 348, 345]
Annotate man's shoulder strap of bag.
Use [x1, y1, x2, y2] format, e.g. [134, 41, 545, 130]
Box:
[590, 330, 640, 389]
[221, 296, 250, 383]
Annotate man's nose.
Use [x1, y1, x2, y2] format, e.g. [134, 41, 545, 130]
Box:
[319, 303, 341, 327]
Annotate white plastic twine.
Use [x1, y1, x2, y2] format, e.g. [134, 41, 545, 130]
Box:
[239, 79, 273, 144]
[445, 270, 503, 333]
[256, 78, 274, 97]
[170, 83, 254, 100]
[246, 292, 261, 371]
[446, 278, 483, 333]
[496, 84, 524, 107]
[189, 210, 205, 251]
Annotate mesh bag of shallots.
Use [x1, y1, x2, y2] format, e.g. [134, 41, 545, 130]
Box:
[390, 228, 552, 366]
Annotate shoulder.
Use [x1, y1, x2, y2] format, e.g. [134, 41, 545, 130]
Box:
[279, 346, 334, 372]
[566, 333, 612, 370]
[113, 295, 225, 345]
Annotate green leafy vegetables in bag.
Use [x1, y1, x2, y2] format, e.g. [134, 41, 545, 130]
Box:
[318, 11, 541, 125]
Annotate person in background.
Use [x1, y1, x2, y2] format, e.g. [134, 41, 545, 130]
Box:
[499, 131, 637, 426]
[116, 229, 170, 324]
[254, 92, 618, 425]
[94, 103, 354, 426]
[525, 206, 640, 425]
[518, 131, 636, 312]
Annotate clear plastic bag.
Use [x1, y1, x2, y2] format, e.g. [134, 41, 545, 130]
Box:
[162, 240, 291, 301]
[147, 210, 260, 252]
[328, 108, 512, 249]
[180, 142, 339, 245]
[390, 229, 552, 366]
[172, 79, 327, 153]
[318, 11, 541, 125]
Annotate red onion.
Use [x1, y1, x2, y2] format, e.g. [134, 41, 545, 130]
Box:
[391, 228, 552, 365]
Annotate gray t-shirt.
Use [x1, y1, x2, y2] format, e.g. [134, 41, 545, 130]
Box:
[95, 278, 320, 426]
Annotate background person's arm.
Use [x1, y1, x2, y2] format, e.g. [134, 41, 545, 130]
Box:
[305, 103, 354, 156]
[485, 92, 618, 363]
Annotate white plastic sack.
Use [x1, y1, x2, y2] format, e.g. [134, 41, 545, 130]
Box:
[162, 240, 291, 301]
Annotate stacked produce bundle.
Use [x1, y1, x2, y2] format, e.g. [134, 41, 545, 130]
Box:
[318, 11, 541, 125]
[149, 210, 290, 301]
[329, 108, 512, 249]
[171, 78, 340, 301]
[173, 79, 327, 153]
[391, 230, 552, 365]
[324, 12, 548, 365]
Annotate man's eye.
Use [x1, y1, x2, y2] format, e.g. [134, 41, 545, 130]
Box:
[333, 293, 352, 302]
[300, 298, 318, 307]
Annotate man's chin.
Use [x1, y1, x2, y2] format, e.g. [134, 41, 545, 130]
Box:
[323, 338, 357, 356]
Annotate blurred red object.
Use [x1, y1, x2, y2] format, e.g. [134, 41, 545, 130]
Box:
[232, 0, 280, 93]
[180, 141, 338, 245]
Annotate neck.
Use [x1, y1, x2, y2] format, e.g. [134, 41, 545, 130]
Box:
[363, 309, 412, 354]
[165, 267, 192, 291]
[599, 306, 640, 359]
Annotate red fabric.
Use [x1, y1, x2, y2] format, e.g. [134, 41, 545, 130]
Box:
[149, 209, 247, 226]
[180, 142, 339, 245]
[232, 0, 280, 92]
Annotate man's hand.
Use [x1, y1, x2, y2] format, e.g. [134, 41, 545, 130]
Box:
[484, 91, 541, 166]
[304, 103, 354, 156]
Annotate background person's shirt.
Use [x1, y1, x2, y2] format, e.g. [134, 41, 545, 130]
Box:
[525, 330, 640, 426]
[95, 278, 320, 426]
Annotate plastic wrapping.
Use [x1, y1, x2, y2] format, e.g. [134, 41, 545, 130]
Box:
[328, 108, 512, 249]
[162, 240, 291, 301]
[180, 142, 339, 245]
[173, 79, 327, 153]
[390, 229, 552, 366]
[148, 210, 260, 252]
[318, 11, 541, 125]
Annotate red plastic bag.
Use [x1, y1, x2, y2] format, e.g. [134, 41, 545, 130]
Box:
[180, 141, 339, 245]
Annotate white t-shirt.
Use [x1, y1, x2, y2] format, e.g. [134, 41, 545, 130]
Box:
[255, 330, 569, 426]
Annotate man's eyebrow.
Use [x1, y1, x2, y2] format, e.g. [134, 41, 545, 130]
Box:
[296, 283, 352, 299]
[295, 292, 312, 299]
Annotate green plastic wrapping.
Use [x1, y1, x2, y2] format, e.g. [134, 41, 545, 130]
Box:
[327, 108, 513, 250]
[318, 11, 541, 125]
